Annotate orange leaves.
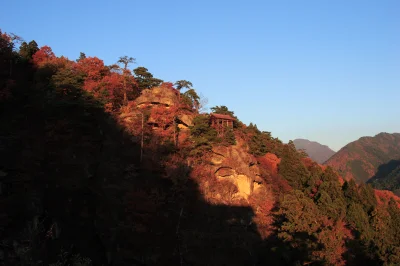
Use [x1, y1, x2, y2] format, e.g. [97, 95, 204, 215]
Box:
[160, 82, 175, 90]
[76, 57, 107, 81]
[149, 105, 179, 130]
[82, 79, 99, 93]
[32, 45, 56, 66]
[311, 219, 352, 266]
[258, 153, 280, 175]
[248, 187, 275, 238]
[375, 189, 400, 207]
[101, 72, 124, 95]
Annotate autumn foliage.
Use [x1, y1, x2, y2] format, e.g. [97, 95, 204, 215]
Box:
[2, 28, 400, 266]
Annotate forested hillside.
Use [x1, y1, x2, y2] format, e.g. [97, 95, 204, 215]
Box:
[1, 29, 400, 266]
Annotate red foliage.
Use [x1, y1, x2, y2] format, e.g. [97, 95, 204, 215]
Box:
[150, 106, 174, 129]
[0, 30, 14, 54]
[248, 189, 275, 238]
[258, 153, 280, 175]
[312, 219, 352, 266]
[257, 153, 292, 193]
[160, 82, 175, 89]
[0, 31, 12, 44]
[337, 175, 345, 185]
[375, 189, 400, 207]
[32, 45, 56, 66]
[83, 79, 100, 93]
[101, 72, 124, 97]
[301, 157, 315, 168]
[77, 57, 107, 80]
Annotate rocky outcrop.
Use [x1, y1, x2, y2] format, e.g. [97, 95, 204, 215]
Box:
[211, 145, 263, 199]
[177, 113, 194, 128]
[135, 87, 178, 107]
[131, 87, 195, 130]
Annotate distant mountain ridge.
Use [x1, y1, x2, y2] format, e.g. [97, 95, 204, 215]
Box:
[293, 139, 336, 164]
[324, 132, 400, 183]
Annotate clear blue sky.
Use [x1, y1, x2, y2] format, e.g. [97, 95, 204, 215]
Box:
[2, 0, 400, 151]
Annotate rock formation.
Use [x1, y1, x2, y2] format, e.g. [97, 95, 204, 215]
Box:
[210, 144, 263, 199]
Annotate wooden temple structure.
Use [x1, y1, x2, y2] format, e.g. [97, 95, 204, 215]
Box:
[210, 113, 235, 135]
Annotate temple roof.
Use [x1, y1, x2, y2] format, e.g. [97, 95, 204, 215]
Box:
[210, 113, 235, 121]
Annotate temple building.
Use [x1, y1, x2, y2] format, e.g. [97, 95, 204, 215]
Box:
[210, 113, 235, 135]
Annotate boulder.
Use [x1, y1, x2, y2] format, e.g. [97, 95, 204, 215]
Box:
[135, 87, 178, 107]
[177, 113, 194, 127]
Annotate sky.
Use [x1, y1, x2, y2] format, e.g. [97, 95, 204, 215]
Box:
[2, 0, 400, 151]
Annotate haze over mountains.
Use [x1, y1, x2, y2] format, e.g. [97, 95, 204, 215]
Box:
[293, 139, 336, 164]
[324, 133, 400, 185]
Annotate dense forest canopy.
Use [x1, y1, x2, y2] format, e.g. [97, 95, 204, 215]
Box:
[1, 29, 400, 266]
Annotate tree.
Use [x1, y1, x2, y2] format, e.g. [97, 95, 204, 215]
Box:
[117, 56, 136, 103]
[189, 115, 218, 156]
[76, 57, 107, 81]
[210, 105, 234, 116]
[118, 56, 135, 70]
[277, 190, 348, 265]
[21, 40, 40, 60]
[51, 62, 85, 97]
[32, 45, 56, 66]
[133, 67, 163, 91]
[19, 41, 29, 58]
[223, 128, 236, 146]
[76, 52, 86, 62]
[174, 80, 193, 92]
[182, 88, 200, 111]
[278, 143, 310, 189]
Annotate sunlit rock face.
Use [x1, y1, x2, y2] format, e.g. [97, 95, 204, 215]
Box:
[135, 86, 179, 107]
[177, 113, 194, 128]
[120, 87, 195, 130]
[211, 145, 262, 199]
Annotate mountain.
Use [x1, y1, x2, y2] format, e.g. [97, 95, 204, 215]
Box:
[293, 139, 336, 164]
[324, 132, 400, 183]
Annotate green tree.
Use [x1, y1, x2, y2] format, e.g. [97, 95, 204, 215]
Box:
[358, 183, 377, 212]
[19, 41, 29, 58]
[346, 202, 372, 240]
[51, 64, 85, 98]
[133, 66, 163, 91]
[277, 190, 347, 265]
[19, 40, 38, 60]
[182, 88, 200, 111]
[278, 144, 310, 189]
[174, 80, 193, 92]
[210, 105, 235, 116]
[189, 115, 218, 156]
[223, 127, 236, 146]
[76, 52, 86, 62]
